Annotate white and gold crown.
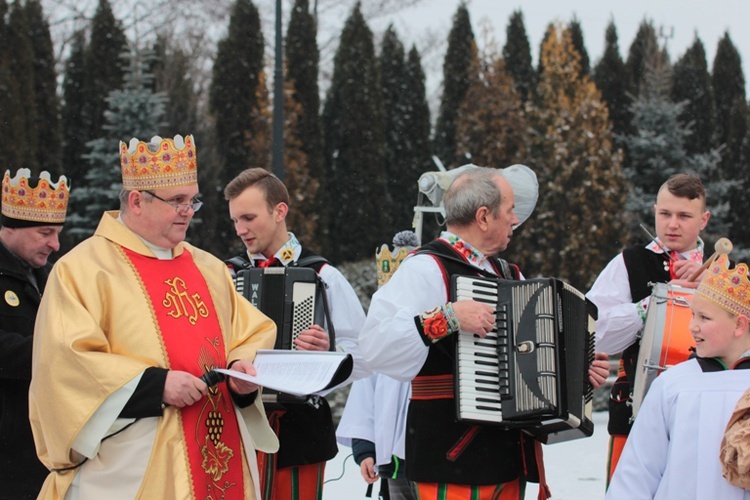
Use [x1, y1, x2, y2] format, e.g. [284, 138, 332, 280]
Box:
[697, 255, 750, 318]
[120, 135, 197, 190]
[2, 169, 69, 225]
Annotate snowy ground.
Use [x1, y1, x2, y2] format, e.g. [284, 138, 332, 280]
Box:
[323, 411, 610, 500]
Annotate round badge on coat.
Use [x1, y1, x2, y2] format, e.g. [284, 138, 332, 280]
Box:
[5, 290, 20, 307]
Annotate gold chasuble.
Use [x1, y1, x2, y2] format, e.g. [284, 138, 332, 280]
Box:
[29, 212, 279, 500]
[123, 248, 245, 497]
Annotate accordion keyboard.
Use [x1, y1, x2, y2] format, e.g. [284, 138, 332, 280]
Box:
[454, 277, 510, 423]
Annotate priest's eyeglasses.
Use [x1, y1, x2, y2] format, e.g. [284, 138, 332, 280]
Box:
[142, 190, 203, 214]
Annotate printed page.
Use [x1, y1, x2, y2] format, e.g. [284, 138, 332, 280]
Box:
[215, 350, 352, 396]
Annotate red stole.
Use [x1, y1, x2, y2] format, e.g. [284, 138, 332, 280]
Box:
[123, 247, 245, 499]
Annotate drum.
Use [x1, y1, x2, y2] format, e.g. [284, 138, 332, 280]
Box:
[631, 283, 696, 419]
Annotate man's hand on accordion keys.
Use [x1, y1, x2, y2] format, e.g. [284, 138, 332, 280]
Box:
[293, 324, 330, 351]
[452, 299, 496, 338]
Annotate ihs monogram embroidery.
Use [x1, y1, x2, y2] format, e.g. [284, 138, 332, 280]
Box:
[162, 277, 209, 325]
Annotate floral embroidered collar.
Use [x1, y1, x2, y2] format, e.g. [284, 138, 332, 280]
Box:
[439, 231, 486, 267]
[248, 232, 301, 266]
[645, 237, 704, 263]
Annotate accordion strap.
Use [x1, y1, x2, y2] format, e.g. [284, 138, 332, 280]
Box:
[291, 255, 336, 351]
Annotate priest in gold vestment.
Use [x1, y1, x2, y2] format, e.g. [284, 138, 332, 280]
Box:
[29, 135, 279, 500]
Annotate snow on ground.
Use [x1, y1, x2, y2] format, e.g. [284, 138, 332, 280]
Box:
[323, 410, 610, 500]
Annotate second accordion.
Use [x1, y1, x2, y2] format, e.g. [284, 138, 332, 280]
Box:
[234, 266, 332, 350]
[451, 275, 597, 443]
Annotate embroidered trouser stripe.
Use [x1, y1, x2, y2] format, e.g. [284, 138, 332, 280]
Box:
[607, 435, 627, 488]
[274, 463, 325, 500]
[416, 479, 522, 500]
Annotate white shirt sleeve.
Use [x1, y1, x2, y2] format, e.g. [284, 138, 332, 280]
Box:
[586, 253, 646, 354]
[359, 255, 447, 381]
[319, 264, 371, 381]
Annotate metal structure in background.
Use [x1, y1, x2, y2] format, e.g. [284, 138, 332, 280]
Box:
[272, 0, 285, 181]
[412, 162, 539, 245]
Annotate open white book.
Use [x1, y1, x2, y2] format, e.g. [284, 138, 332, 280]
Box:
[216, 349, 353, 396]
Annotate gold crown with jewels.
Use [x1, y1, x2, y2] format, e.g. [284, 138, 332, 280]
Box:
[697, 255, 750, 318]
[2, 169, 69, 225]
[120, 134, 197, 191]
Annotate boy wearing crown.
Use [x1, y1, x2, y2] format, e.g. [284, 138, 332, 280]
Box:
[29, 136, 279, 499]
[0, 169, 69, 499]
[224, 167, 369, 500]
[606, 254, 750, 500]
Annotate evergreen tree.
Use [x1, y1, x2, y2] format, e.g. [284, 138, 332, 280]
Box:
[321, 2, 388, 262]
[150, 35, 198, 138]
[60, 30, 87, 233]
[626, 20, 658, 98]
[593, 20, 630, 137]
[7, 0, 38, 167]
[380, 26, 431, 232]
[25, 0, 60, 175]
[712, 32, 746, 147]
[68, 49, 168, 242]
[519, 24, 628, 290]
[455, 54, 527, 169]
[726, 98, 749, 248]
[0, 0, 24, 169]
[433, 2, 476, 168]
[671, 36, 715, 155]
[568, 16, 590, 77]
[286, 0, 326, 250]
[401, 45, 432, 221]
[502, 10, 535, 103]
[620, 46, 728, 241]
[282, 78, 319, 253]
[245, 70, 272, 171]
[210, 0, 265, 187]
[81, 0, 128, 145]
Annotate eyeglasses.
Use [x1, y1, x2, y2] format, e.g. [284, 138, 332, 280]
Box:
[142, 190, 203, 214]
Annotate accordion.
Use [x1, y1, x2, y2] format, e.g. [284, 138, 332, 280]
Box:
[234, 266, 333, 406]
[234, 266, 332, 350]
[451, 276, 596, 443]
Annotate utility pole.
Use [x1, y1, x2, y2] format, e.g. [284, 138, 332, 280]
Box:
[272, 0, 285, 180]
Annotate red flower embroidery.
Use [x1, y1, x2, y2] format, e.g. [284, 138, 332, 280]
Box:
[423, 313, 448, 340]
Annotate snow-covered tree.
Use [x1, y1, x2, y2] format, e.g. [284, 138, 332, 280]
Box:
[621, 42, 728, 243]
[68, 49, 167, 242]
